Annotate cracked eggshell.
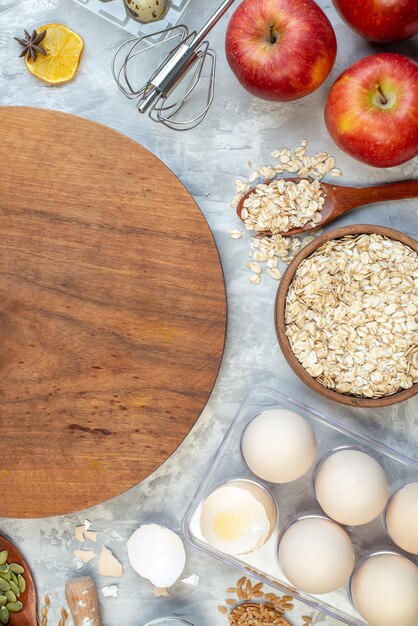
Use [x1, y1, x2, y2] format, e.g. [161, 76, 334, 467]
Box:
[200, 481, 277, 555]
[127, 524, 186, 588]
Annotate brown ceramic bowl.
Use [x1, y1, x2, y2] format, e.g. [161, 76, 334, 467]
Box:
[275, 224, 418, 407]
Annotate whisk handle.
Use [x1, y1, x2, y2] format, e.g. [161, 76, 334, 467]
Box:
[192, 0, 237, 47]
[138, 43, 197, 113]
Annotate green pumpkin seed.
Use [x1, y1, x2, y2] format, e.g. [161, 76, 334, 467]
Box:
[0, 606, 8, 624]
[8, 564, 23, 575]
[0, 581, 10, 593]
[0, 574, 10, 583]
[0, 598, 6, 608]
[0, 554, 8, 568]
[8, 582, 18, 599]
[17, 575, 26, 594]
[8, 573, 17, 587]
[6, 601, 22, 613]
[4, 592, 14, 605]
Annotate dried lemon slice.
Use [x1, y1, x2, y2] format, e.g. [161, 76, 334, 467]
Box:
[25, 24, 83, 84]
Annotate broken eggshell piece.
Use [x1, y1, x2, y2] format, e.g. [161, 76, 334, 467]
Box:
[127, 524, 186, 588]
[99, 546, 123, 577]
[199, 479, 277, 556]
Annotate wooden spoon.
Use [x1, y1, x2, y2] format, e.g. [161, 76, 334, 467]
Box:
[0, 535, 37, 626]
[237, 178, 418, 236]
[65, 576, 103, 626]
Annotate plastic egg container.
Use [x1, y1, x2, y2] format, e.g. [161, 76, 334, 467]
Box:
[71, 0, 192, 40]
[183, 387, 418, 626]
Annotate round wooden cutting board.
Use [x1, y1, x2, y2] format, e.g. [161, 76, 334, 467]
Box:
[0, 107, 226, 518]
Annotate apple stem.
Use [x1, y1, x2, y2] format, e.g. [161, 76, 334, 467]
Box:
[269, 22, 277, 44]
[376, 83, 388, 106]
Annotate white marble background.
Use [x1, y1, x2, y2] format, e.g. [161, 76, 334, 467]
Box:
[0, 0, 417, 624]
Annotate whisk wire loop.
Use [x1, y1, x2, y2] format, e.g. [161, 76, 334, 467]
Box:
[112, 0, 236, 130]
[112, 26, 189, 99]
[150, 42, 216, 131]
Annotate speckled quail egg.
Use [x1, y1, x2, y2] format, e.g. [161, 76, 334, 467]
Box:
[124, 0, 167, 23]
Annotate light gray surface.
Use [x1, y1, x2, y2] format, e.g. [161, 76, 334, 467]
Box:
[0, 1, 417, 625]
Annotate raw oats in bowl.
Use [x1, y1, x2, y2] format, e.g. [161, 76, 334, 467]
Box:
[275, 225, 418, 407]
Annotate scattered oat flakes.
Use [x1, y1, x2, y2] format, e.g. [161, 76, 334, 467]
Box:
[285, 233, 418, 398]
[269, 268, 282, 280]
[247, 262, 262, 274]
[250, 274, 261, 284]
[230, 140, 342, 284]
[240, 178, 325, 235]
[230, 229, 243, 239]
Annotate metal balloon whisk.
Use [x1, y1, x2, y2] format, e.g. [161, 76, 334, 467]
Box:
[112, 0, 236, 131]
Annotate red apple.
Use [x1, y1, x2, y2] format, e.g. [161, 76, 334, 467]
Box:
[225, 0, 337, 102]
[332, 0, 418, 43]
[325, 53, 418, 168]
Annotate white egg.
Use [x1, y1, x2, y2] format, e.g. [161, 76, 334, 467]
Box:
[314, 449, 389, 526]
[127, 524, 186, 588]
[386, 483, 418, 554]
[278, 516, 355, 594]
[351, 553, 418, 626]
[241, 409, 317, 483]
[200, 480, 277, 555]
[124, 0, 167, 22]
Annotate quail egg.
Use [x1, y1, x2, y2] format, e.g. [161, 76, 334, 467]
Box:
[124, 0, 167, 23]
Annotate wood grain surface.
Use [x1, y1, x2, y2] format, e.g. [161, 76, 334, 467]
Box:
[0, 106, 226, 518]
[66, 577, 102, 626]
[0, 535, 37, 626]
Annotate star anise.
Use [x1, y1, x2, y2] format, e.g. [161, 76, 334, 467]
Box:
[14, 29, 47, 62]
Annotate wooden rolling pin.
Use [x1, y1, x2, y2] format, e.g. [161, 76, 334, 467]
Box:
[65, 576, 103, 626]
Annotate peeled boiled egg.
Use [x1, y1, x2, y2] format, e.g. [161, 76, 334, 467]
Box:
[314, 448, 389, 526]
[278, 516, 355, 594]
[385, 483, 418, 554]
[127, 524, 186, 588]
[199, 480, 277, 555]
[350, 553, 418, 626]
[241, 409, 317, 483]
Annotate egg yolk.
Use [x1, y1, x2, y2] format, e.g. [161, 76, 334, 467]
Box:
[213, 510, 251, 541]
